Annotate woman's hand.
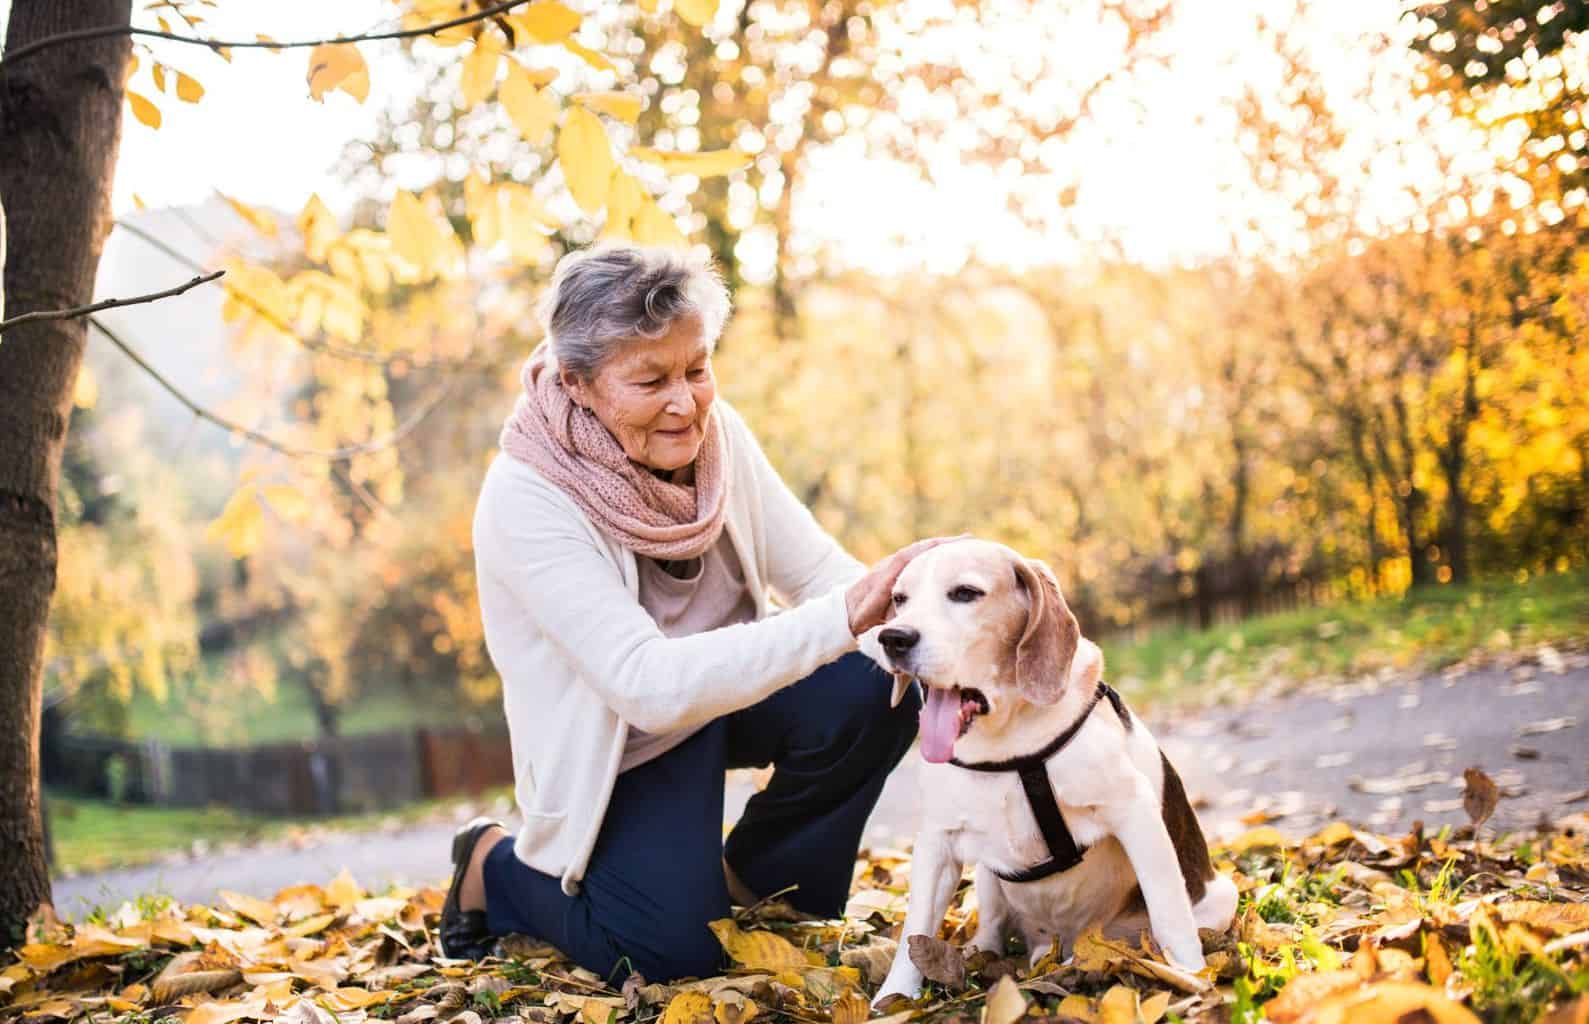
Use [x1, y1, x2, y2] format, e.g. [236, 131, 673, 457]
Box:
[845, 536, 969, 636]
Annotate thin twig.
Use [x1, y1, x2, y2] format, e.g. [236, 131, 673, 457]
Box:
[0, 0, 535, 72]
[335, 463, 392, 518]
[88, 314, 454, 461]
[0, 270, 224, 333]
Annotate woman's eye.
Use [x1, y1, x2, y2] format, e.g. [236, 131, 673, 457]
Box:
[948, 586, 984, 603]
[688, 367, 708, 379]
[891, 593, 908, 608]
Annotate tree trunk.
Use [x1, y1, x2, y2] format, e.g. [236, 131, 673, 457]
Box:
[1439, 316, 1482, 584]
[1347, 416, 1383, 590]
[0, 0, 132, 949]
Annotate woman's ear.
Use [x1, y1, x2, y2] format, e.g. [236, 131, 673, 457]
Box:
[560, 367, 590, 409]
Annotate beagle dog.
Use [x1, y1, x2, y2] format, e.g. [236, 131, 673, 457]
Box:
[870, 540, 1237, 1004]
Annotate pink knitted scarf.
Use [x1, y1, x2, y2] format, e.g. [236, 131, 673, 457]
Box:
[499, 345, 729, 560]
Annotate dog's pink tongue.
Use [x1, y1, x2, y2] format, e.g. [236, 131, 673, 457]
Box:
[919, 686, 960, 763]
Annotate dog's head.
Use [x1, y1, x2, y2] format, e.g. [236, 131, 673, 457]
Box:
[877, 539, 1093, 763]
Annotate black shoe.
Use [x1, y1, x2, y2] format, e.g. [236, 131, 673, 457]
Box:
[439, 816, 503, 959]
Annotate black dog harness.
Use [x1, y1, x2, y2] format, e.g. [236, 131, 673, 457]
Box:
[948, 681, 1128, 884]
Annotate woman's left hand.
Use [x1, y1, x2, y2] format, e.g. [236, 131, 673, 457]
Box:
[845, 535, 969, 636]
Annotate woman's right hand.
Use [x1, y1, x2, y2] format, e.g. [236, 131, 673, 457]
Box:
[845, 536, 969, 636]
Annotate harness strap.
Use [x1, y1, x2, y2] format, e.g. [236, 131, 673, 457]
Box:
[949, 681, 1122, 884]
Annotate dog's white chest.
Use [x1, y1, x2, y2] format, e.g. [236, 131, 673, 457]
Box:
[923, 765, 1110, 874]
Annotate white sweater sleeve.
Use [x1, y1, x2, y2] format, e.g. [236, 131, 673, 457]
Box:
[477, 463, 858, 735]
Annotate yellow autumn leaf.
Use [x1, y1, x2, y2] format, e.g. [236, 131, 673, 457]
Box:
[220, 890, 278, 927]
[465, 172, 501, 248]
[510, 1, 580, 43]
[575, 91, 642, 124]
[73, 364, 98, 410]
[220, 192, 279, 238]
[629, 147, 751, 177]
[1096, 986, 1138, 1024]
[1223, 825, 1287, 854]
[298, 194, 339, 262]
[1138, 991, 1171, 1024]
[1303, 980, 1480, 1024]
[183, 995, 268, 1024]
[707, 919, 808, 971]
[498, 184, 554, 264]
[283, 912, 336, 938]
[386, 190, 441, 275]
[500, 61, 559, 144]
[152, 62, 167, 92]
[127, 91, 161, 129]
[176, 71, 204, 102]
[1497, 900, 1589, 936]
[674, 0, 718, 28]
[205, 486, 264, 560]
[1309, 821, 1356, 847]
[325, 867, 365, 910]
[306, 42, 369, 103]
[320, 988, 393, 1011]
[982, 976, 1025, 1024]
[633, 200, 687, 247]
[563, 38, 616, 73]
[459, 35, 502, 107]
[660, 991, 714, 1024]
[828, 991, 866, 1024]
[603, 170, 647, 239]
[260, 485, 310, 524]
[559, 107, 616, 215]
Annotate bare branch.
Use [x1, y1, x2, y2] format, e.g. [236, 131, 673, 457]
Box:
[0, 0, 534, 72]
[0, 270, 223, 334]
[87, 314, 455, 462]
[112, 218, 405, 366]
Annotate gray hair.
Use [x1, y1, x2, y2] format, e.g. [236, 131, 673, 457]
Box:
[539, 243, 731, 379]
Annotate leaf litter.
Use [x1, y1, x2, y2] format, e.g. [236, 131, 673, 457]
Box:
[6, 787, 1589, 1024]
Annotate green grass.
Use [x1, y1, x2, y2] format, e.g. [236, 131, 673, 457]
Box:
[46, 791, 270, 874]
[47, 785, 513, 875]
[117, 674, 492, 748]
[1102, 567, 1589, 705]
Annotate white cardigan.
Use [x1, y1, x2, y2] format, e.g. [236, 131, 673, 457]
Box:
[473, 401, 868, 894]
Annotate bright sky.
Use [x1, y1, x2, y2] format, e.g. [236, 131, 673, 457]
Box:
[1, 0, 1427, 272]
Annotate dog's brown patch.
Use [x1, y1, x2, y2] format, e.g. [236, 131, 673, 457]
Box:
[1159, 750, 1214, 903]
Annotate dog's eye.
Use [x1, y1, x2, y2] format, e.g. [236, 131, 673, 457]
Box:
[948, 585, 984, 603]
[891, 592, 908, 608]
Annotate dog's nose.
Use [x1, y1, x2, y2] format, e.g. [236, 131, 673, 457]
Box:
[878, 626, 920, 661]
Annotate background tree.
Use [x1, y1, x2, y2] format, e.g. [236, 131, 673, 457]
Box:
[0, 0, 135, 946]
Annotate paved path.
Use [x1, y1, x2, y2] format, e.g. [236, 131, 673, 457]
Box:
[53, 654, 1588, 918]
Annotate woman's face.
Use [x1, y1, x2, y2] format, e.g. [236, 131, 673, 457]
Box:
[563, 313, 717, 473]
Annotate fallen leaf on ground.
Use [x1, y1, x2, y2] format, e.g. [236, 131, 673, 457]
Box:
[906, 935, 966, 989]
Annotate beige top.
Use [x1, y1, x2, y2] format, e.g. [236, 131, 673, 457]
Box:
[622, 533, 758, 770]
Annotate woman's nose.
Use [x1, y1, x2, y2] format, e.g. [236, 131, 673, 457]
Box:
[664, 380, 695, 416]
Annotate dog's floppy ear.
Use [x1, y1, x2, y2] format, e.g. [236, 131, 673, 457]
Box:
[1012, 557, 1080, 705]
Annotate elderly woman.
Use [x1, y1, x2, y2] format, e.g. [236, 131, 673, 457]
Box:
[444, 243, 932, 982]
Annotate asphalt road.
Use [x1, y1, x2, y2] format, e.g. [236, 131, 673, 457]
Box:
[52, 653, 1587, 918]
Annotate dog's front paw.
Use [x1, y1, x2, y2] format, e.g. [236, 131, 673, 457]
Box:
[872, 965, 923, 1010]
[1165, 945, 1206, 974]
[871, 985, 918, 1011]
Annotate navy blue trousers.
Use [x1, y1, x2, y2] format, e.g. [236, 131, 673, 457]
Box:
[481, 652, 920, 983]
